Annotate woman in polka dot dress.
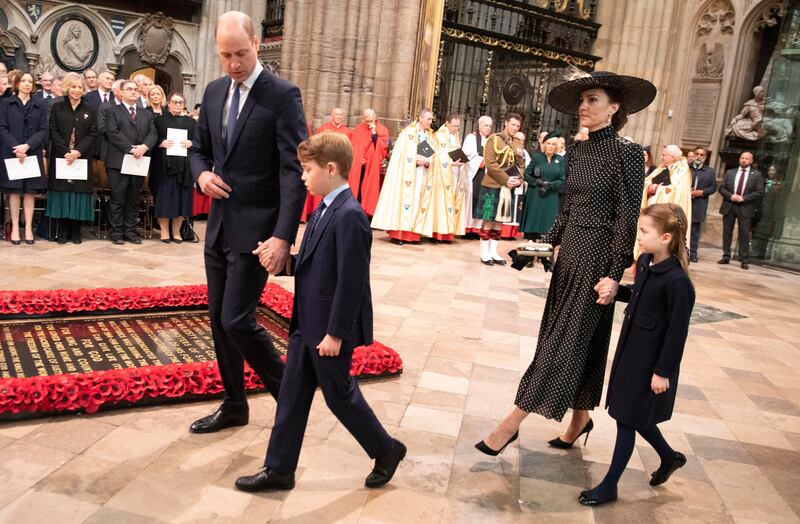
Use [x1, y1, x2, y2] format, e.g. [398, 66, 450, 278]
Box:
[476, 72, 657, 456]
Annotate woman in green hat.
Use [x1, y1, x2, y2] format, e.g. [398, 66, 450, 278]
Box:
[520, 131, 565, 240]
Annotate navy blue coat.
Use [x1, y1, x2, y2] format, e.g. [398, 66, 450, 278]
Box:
[690, 165, 716, 222]
[287, 189, 373, 350]
[0, 95, 49, 191]
[606, 254, 695, 428]
[189, 69, 307, 253]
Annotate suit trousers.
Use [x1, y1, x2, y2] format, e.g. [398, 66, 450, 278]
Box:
[265, 331, 393, 474]
[690, 221, 702, 259]
[106, 168, 143, 239]
[204, 226, 285, 412]
[722, 206, 751, 262]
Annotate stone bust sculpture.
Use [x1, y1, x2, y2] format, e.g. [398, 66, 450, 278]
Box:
[726, 86, 766, 141]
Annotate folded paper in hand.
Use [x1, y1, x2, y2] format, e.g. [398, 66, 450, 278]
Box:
[447, 148, 469, 163]
[515, 241, 554, 257]
[4, 156, 41, 181]
[166, 128, 188, 157]
[55, 158, 88, 180]
[417, 140, 435, 158]
[121, 154, 151, 176]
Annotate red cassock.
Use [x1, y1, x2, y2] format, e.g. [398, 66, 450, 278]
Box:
[348, 121, 389, 217]
[300, 122, 352, 221]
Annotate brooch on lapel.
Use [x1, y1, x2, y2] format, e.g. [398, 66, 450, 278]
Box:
[83, 114, 89, 120]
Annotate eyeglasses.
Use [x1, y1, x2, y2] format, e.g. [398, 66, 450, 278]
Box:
[169, 99, 185, 105]
[122, 86, 138, 91]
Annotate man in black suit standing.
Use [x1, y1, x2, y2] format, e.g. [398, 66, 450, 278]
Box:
[689, 147, 717, 262]
[718, 151, 763, 269]
[188, 11, 307, 434]
[103, 79, 157, 244]
[84, 71, 115, 109]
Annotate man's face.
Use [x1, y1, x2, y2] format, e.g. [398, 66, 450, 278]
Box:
[0, 76, 7, 92]
[446, 118, 461, 134]
[661, 149, 678, 165]
[331, 108, 345, 125]
[121, 82, 140, 105]
[84, 70, 98, 89]
[418, 112, 433, 130]
[686, 151, 696, 165]
[739, 152, 754, 168]
[694, 148, 706, 165]
[136, 77, 152, 97]
[478, 120, 493, 137]
[217, 27, 259, 83]
[40, 73, 53, 91]
[504, 118, 521, 136]
[362, 110, 375, 125]
[98, 72, 114, 91]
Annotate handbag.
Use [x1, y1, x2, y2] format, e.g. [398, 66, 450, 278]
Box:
[495, 186, 513, 223]
[180, 217, 199, 242]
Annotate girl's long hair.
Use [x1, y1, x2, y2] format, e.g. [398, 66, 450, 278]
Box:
[640, 203, 691, 281]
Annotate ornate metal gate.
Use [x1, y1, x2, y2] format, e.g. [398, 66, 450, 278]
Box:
[434, 0, 601, 143]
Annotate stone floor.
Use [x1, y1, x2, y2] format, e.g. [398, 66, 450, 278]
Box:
[0, 221, 799, 523]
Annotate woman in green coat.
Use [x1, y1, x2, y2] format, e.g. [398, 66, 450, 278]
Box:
[520, 132, 566, 240]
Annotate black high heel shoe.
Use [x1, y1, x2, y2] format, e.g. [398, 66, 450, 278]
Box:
[475, 431, 519, 456]
[548, 418, 593, 449]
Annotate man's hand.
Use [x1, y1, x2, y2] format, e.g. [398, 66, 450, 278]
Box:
[12, 144, 29, 159]
[594, 277, 619, 305]
[506, 177, 521, 188]
[130, 144, 148, 159]
[317, 334, 342, 357]
[648, 184, 658, 195]
[452, 160, 463, 167]
[257, 237, 290, 275]
[731, 194, 744, 203]
[198, 171, 232, 199]
[691, 189, 704, 198]
[651, 374, 670, 394]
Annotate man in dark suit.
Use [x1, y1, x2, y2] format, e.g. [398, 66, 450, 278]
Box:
[235, 132, 404, 493]
[188, 11, 307, 434]
[32, 71, 55, 101]
[689, 147, 717, 262]
[718, 151, 763, 269]
[103, 79, 157, 244]
[84, 71, 115, 109]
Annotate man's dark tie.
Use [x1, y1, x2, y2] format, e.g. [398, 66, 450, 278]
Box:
[735, 169, 746, 196]
[308, 201, 327, 236]
[102, 92, 108, 104]
[225, 82, 241, 151]
[129, 106, 136, 122]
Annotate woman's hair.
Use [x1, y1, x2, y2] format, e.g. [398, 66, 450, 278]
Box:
[640, 203, 691, 279]
[8, 70, 28, 93]
[148, 84, 166, 107]
[167, 91, 185, 103]
[60, 72, 84, 93]
[601, 87, 628, 131]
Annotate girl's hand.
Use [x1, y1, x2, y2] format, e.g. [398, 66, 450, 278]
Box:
[651, 374, 670, 394]
[594, 277, 619, 305]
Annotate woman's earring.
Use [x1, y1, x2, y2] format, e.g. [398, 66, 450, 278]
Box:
[607, 114, 612, 125]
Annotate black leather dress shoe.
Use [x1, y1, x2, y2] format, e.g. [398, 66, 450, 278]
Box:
[650, 452, 686, 486]
[717, 258, 730, 265]
[189, 408, 248, 434]
[741, 262, 749, 270]
[365, 439, 406, 488]
[235, 467, 295, 492]
[124, 234, 142, 244]
[111, 238, 124, 245]
[689, 256, 698, 263]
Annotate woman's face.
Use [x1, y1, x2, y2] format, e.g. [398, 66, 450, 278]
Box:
[643, 150, 651, 165]
[67, 82, 83, 102]
[543, 138, 558, 156]
[168, 95, 185, 116]
[578, 88, 619, 131]
[18, 74, 34, 95]
[149, 89, 163, 107]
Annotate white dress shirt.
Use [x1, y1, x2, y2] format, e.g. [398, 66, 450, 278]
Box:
[223, 61, 263, 135]
[733, 166, 751, 195]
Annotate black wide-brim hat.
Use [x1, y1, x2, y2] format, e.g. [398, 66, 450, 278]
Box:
[547, 71, 657, 115]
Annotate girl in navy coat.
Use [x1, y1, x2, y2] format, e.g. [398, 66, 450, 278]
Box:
[580, 203, 695, 506]
[0, 71, 48, 244]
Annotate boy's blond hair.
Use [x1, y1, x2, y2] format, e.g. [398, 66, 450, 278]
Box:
[297, 132, 353, 179]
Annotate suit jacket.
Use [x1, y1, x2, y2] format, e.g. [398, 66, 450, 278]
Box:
[719, 167, 763, 218]
[102, 103, 157, 170]
[288, 189, 373, 349]
[47, 99, 97, 193]
[690, 165, 717, 222]
[84, 89, 113, 109]
[606, 254, 694, 428]
[189, 69, 307, 253]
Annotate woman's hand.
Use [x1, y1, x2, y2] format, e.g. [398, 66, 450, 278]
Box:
[64, 150, 81, 165]
[12, 144, 30, 158]
[160, 139, 174, 149]
[651, 374, 670, 394]
[180, 140, 192, 149]
[594, 277, 619, 305]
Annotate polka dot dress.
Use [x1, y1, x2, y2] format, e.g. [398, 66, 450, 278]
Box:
[515, 125, 644, 422]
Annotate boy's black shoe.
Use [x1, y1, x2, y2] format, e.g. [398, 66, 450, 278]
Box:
[365, 439, 406, 488]
[235, 467, 295, 492]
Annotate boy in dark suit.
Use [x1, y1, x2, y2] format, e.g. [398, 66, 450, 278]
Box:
[235, 132, 406, 493]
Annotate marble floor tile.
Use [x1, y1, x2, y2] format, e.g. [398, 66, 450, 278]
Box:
[400, 405, 463, 438]
[0, 489, 98, 524]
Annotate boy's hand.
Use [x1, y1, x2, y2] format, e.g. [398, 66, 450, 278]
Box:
[317, 335, 342, 357]
[651, 374, 670, 394]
